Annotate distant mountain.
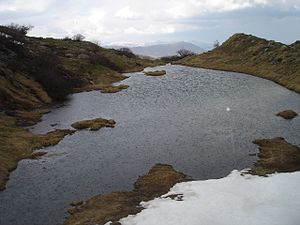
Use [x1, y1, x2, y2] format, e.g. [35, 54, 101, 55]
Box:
[107, 42, 205, 58]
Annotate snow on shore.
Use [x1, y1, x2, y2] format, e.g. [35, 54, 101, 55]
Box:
[119, 170, 300, 225]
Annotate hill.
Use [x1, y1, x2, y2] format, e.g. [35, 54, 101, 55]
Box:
[0, 26, 160, 111]
[109, 42, 205, 58]
[178, 33, 300, 93]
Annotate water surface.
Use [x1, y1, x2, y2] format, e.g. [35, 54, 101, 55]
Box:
[0, 65, 299, 225]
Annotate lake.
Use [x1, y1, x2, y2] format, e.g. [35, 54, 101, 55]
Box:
[0, 65, 299, 225]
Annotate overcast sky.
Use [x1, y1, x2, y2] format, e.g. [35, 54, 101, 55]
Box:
[0, 0, 299, 46]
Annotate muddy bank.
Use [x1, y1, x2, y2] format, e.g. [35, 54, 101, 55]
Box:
[250, 137, 300, 176]
[71, 118, 116, 131]
[0, 114, 75, 191]
[144, 70, 166, 76]
[63, 164, 189, 225]
[276, 109, 298, 120]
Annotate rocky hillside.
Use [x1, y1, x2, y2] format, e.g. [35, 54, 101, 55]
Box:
[178, 33, 300, 93]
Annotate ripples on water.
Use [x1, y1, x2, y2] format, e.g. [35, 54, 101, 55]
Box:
[0, 65, 299, 225]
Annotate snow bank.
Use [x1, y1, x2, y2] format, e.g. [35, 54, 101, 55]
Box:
[120, 171, 300, 225]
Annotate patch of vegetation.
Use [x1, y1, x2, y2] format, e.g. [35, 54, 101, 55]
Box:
[71, 118, 116, 131]
[144, 70, 167, 76]
[115, 47, 136, 58]
[177, 49, 196, 57]
[276, 109, 298, 119]
[249, 137, 300, 176]
[63, 164, 189, 225]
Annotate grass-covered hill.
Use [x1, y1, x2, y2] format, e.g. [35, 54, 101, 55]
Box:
[178, 33, 300, 93]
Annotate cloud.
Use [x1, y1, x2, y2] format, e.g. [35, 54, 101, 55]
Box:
[0, 0, 299, 45]
[115, 6, 141, 19]
[0, 0, 51, 12]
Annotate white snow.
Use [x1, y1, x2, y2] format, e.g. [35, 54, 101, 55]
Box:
[120, 170, 300, 225]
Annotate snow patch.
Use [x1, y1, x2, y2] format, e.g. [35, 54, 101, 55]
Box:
[120, 170, 300, 225]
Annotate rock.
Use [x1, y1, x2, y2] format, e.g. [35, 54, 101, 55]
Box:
[276, 110, 298, 119]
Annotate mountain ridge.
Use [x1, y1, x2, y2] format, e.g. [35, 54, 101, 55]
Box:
[107, 41, 205, 58]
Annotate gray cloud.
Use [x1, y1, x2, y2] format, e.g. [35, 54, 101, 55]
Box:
[0, 0, 299, 45]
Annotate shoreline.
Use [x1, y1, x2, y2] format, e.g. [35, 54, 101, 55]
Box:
[174, 62, 300, 95]
[0, 64, 152, 191]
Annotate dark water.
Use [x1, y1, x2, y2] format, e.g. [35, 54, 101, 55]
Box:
[0, 65, 300, 225]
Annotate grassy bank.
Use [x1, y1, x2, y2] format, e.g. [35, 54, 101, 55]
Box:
[0, 113, 75, 191]
[178, 33, 300, 93]
[63, 164, 189, 225]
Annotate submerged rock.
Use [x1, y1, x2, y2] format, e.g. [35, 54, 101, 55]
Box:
[63, 164, 190, 225]
[276, 109, 298, 119]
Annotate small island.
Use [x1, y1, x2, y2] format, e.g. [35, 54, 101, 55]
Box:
[144, 70, 167, 76]
[71, 118, 116, 131]
[276, 110, 298, 120]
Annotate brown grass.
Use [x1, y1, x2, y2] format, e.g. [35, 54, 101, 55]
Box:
[0, 113, 75, 191]
[178, 33, 300, 93]
[63, 164, 189, 225]
[71, 118, 116, 131]
[144, 70, 166, 76]
[5, 109, 51, 126]
[276, 110, 298, 120]
[249, 137, 300, 176]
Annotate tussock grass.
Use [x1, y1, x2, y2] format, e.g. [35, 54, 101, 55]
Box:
[144, 70, 167, 76]
[0, 114, 74, 191]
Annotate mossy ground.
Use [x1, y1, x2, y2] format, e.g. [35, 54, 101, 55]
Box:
[63, 164, 189, 225]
